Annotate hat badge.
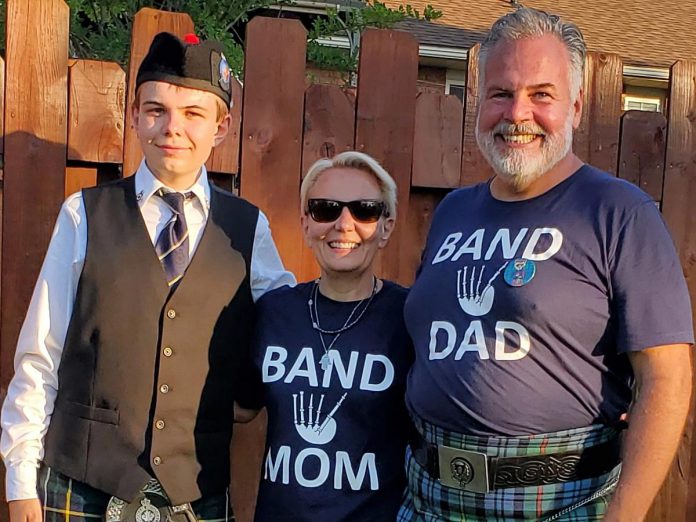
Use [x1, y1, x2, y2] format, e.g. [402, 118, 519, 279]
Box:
[219, 53, 231, 93]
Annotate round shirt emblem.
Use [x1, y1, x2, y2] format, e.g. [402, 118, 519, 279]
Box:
[504, 257, 536, 287]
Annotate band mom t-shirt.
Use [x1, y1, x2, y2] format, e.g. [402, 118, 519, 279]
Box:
[246, 281, 413, 522]
[405, 165, 694, 436]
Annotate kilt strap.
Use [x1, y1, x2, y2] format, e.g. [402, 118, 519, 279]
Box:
[410, 430, 621, 492]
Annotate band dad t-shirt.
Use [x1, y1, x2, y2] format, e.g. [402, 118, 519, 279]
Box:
[404, 165, 694, 436]
[246, 281, 413, 522]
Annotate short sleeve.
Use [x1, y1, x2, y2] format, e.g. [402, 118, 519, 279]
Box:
[610, 201, 694, 352]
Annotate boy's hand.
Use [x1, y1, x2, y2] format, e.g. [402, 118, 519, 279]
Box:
[8, 499, 42, 522]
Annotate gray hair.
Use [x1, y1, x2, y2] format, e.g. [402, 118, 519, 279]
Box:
[479, 7, 586, 99]
[300, 151, 398, 219]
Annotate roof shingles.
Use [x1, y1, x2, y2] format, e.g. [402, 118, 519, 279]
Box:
[384, 0, 696, 67]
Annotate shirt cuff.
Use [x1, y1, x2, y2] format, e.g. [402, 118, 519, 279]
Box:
[5, 460, 39, 501]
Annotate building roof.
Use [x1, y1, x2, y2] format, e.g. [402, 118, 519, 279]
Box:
[383, 0, 696, 68]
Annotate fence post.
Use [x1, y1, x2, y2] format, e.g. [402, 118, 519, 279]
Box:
[573, 51, 623, 174]
[650, 58, 696, 522]
[235, 17, 308, 522]
[617, 111, 667, 203]
[355, 27, 419, 283]
[300, 84, 356, 281]
[1, 0, 69, 406]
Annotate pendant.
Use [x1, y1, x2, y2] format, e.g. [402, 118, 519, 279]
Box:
[504, 258, 536, 287]
[320, 353, 332, 371]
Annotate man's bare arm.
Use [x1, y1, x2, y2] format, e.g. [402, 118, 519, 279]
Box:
[604, 344, 692, 522]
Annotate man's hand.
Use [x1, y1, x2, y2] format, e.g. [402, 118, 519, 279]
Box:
[8, 499, 42, 522]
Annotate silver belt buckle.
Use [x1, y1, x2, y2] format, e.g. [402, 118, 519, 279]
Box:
[437, 444, 490, 493]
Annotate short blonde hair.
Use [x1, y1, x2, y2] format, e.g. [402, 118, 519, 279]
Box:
[300, 151, 398, 219]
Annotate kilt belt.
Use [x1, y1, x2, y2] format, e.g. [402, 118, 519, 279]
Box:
[410, 429, 621, 493]
[398, 417, 623, 522]
[38, 467, 232, 522]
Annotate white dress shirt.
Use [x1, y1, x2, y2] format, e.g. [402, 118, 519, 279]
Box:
[0, 161, 296, 500]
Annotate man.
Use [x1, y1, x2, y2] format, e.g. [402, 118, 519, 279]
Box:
[400, 7, 693, 521]
[1, 32, 294, 522]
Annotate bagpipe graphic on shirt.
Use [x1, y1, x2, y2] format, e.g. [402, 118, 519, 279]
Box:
[261, 346, 393, 490]
[427, 227, 563, 362]
[292, 390, 346, 445]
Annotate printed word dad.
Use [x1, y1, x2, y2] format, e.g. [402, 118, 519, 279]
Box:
[429, 320, 530, 361]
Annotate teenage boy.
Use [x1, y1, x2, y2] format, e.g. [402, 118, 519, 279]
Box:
[1, 32, 295, 522]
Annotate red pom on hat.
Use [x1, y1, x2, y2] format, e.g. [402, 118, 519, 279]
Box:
[183, 33, 200, 45]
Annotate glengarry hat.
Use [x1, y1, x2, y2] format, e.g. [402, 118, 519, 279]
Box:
[136, 32, 232, 106]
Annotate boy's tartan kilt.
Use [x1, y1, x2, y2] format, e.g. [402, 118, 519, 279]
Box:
[398, 419, 622, 521]
[38, 467, 233, 522]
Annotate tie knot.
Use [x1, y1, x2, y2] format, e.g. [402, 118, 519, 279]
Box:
[158, 190, 191, 214]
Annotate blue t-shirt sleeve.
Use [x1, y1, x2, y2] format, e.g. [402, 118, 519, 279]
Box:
[610, 201, 694, 352]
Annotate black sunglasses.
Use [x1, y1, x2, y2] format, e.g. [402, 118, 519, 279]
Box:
[307, 199, 387, 223]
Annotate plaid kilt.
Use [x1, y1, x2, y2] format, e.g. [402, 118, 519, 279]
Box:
[398, 418, 622, 522]
[38, 467, 233, 522]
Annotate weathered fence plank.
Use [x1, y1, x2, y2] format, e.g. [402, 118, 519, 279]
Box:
[412, 92, 462, 189]
[235, 17, 308, 522]
[617, 111, 667, 202]
[1, 0, 69, 395]
[68, 60, 126, 163]
[460, 44, 493, 187]
[650, 59, 696, 522]
[355, 27, 419, 283]
[301, 84, 355, 177]
[574, 52, 623, 174]
[65, 166, 98, 197]
[0, 57, 4, 156]
[300, 83, 356, 282]
[123, 8, 195, 176]
[401, 190, 447, 286]
[206, 77, 243, 174]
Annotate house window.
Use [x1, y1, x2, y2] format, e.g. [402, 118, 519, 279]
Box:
[447, 83, 465, 101]
[445, 69, 466, 102]
[623, 95, 661, 112]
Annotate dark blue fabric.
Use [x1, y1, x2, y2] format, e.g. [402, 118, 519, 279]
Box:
[405, 165, 694, 437]
[155, 191, 189, 286]
[248, 281, 413, 522]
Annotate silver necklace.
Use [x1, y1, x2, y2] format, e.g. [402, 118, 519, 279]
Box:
[308, 277, 378, 371]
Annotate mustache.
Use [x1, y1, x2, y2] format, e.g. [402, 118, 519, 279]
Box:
[492, 122, 547, 137]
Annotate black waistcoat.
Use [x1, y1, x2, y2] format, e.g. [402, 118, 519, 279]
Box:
[44, 176, 258, 505]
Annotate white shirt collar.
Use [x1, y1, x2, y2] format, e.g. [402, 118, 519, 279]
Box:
[134, 159, 211, 218]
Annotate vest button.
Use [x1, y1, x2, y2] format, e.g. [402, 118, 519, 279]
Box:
[167, 309, 176, 319]
[153, 456, 162, 465]
[155, 420, 165, 430]
[160, 384, 170, 394]
[163, 347, 173, 357]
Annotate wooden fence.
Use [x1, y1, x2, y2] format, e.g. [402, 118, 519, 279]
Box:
[0, 1, 695, 521]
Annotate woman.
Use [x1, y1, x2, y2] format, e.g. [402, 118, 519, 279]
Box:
[237, 151, 413, 521]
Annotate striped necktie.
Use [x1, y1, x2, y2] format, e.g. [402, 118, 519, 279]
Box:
[155, 190, 191, 287]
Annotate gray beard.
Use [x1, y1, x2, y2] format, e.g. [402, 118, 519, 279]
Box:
[476, 115, 574, 192]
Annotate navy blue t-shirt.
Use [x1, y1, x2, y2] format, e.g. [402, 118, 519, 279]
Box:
[247, 281, 412, 522]
[405, 165, 694, 436]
